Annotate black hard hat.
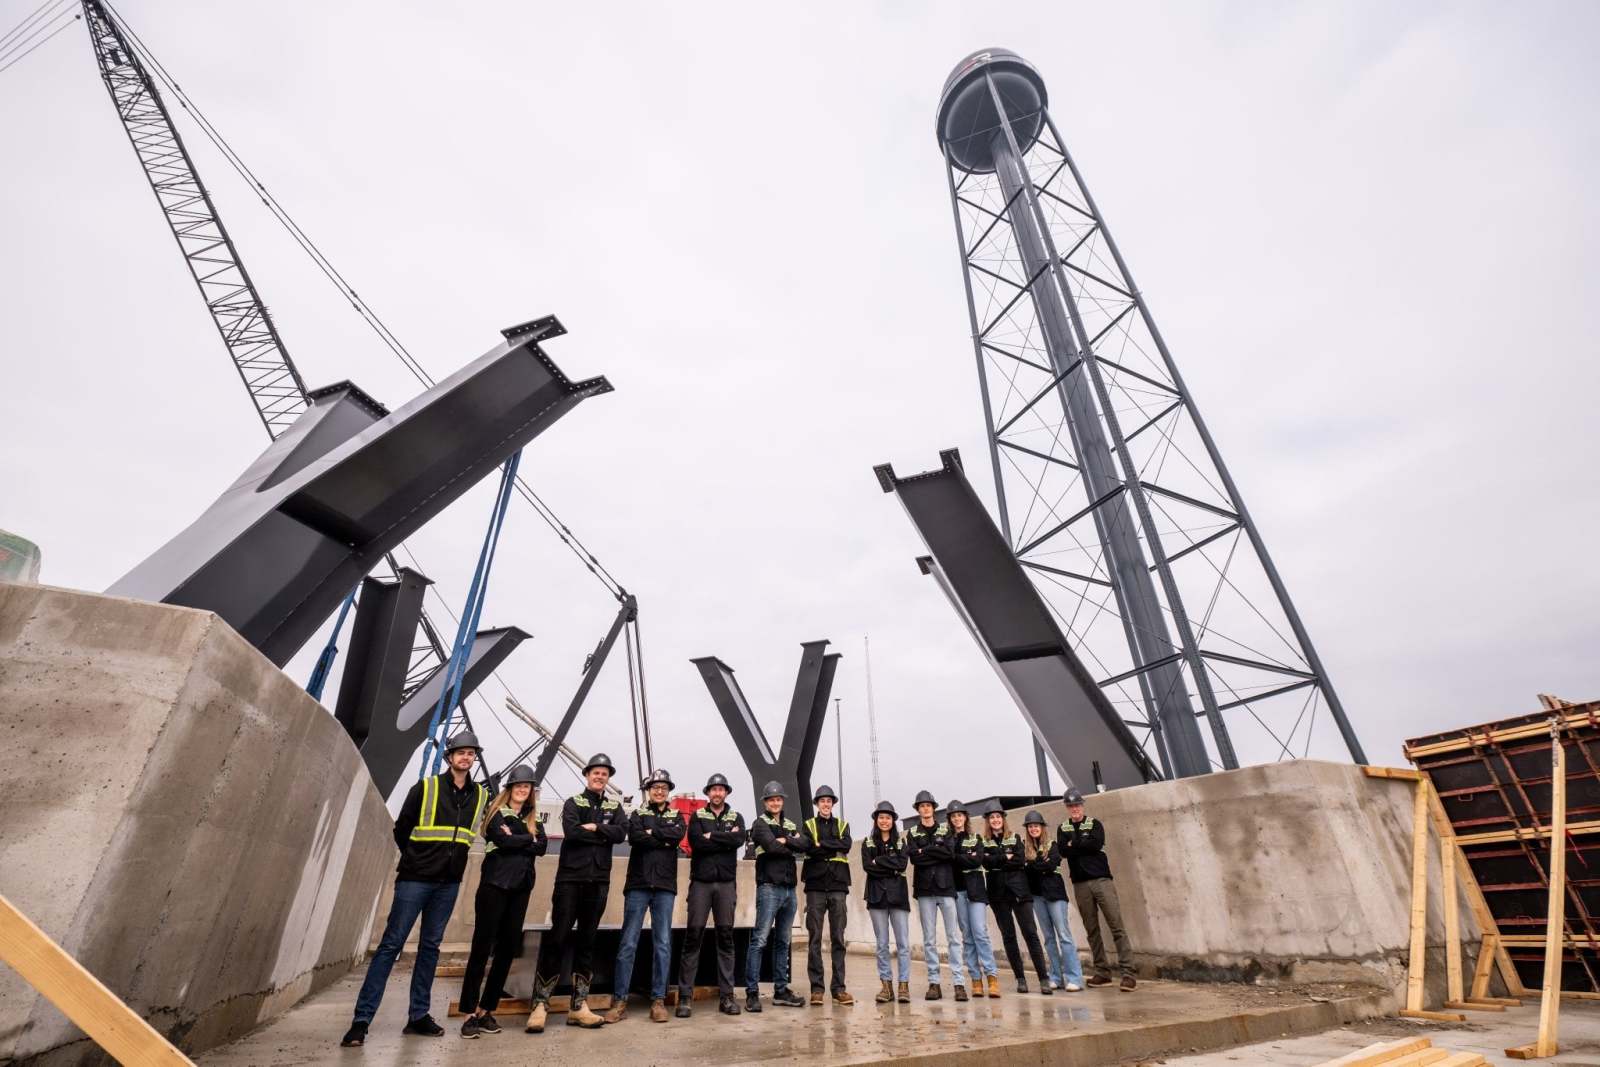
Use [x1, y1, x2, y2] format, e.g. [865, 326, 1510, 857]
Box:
[946, 800, 969, 816]
[872, 800, 898, 819]
[1063, 787, 1085, 805]
[914, 790, 937, 807]
[504, 763, 537, 786]
[981, 800, 1006, 818]
[705, 772, 733, 795]
[641, 768, 674, 790]
[762, 780, 787, 800]
[444, 730, 481, 755]
[1023, 809, 1046, 826]
[583, 752, 616, 774]
[813, 784, 838, 802]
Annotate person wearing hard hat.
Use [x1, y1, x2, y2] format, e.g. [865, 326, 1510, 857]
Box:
[981, 801, 1053, 995]
[528, 753, 627, 1033]
[677, 772, 747, 1017]
[745, 780, 810, 1013]
[341, 730, 489, 1048]
[460, 763, 549, 1038]
[947, 801, 1001, 997]
[906, 789, 966, 1001]
[801, 784, 854, 1006]
[863, 799, 913, 1003]
[1023, 809, 1083, 993]
[604, 768, 686, 1025]
[1057, 787, 1136, 991]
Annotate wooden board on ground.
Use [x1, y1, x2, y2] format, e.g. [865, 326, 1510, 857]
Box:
[1311, 1036, 1430, 1066]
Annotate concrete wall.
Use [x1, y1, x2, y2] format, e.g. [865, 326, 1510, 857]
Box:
[0, 584, 397, 1066]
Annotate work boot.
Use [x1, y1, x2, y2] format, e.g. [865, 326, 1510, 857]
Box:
[1120, 975, 1138, 992]
[567, 975, 605, 1029]
[986, 975, 1002, 998]
[525, 1003, 547, 1033]
[745, 990, 763, 1013]
[896, 982, 910, 1004]
[460, 1016, 481, 1039]
[773, 986, 806, 1008]
[810, 989, 825, 1006]
[676, 987, 693, 1018]
[925, 983, 942, 1001]
[650, 999, 669, 1023]
[875, 979, 894, 1003]
[601, 997, 627, 1025]
[476, 1013, 501, 1034]
[1086, 974, 1113, 987]
[1016, 977, 1029, 994]
[833, 988, 855, 1006]
[719, 993, 741, 1016]
[954, 984, 969, 1002]
[339, 1020, 368, 1047]
[1039, 979, 1054, 996]
[402, 1014, 445, 1037]
[527, 972, 555, 1033]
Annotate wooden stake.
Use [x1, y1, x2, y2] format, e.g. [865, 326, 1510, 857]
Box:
[1506, 723, 1566, 1060]
[1434, 781, 1463, 1004]
[1406, 776, 1430, 1013]
[1425, 783, 1526, 996]
[0, 893, 193, 1066]
[1470, 934, 1498, 1000]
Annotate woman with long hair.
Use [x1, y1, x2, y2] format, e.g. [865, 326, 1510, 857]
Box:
[862, 800, 912, 1004]
[947, 801, 1000, 998]
[980, 802, 1052, 994]
[1023, 810, 1083, 992]
[459, 763, 548, 1038]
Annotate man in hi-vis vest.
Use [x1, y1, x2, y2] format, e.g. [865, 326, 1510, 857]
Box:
[801, 784, 854, 1006]
[342, 731, 488, 1047]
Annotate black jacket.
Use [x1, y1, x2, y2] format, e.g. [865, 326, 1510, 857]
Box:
[750, 810, 809, 887]
[392, 773, 487, 884]
[861, 831, 911, 910]
[480, 804, 548, 892]
[557, 788, 627, 883]
[952, 832, 989, 903]
[1056, 815, 1113, 883]
[905, 819, 957, 898]
[800, 814, 853, 893]
[624, 802, 687, 894]
[1024, 839, 1069, 902]
[688, 804, 746, 883]
[981, 832, 1032, 903]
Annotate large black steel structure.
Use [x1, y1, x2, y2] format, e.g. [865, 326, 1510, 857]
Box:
[932, 48, 1365, 775]
[108, 317, 612, 666]
[692, 641, 841, 822]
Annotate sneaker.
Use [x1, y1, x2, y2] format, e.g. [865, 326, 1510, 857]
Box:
[1085, 974, 1113, 987]
[460, 1016, 481, 1040]
[477, 1013, 502, 1034]
[746, 990, 763, 1013]
[403, 1014, 445, 1037]
[1120, 975, 1138, 992]
[1063, 982, 1082, 992]
[339, 1020, 368, 1047]
[773, 987, 806, 1008]
[719, 994, 741, 1016]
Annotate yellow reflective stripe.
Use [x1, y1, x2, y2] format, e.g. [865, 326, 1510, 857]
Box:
[805, 817, 850, 862]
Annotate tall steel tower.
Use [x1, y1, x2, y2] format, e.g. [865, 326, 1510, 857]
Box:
[935, 49, 1365, 776]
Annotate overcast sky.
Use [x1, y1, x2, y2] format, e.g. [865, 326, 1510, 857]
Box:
[3, 2, 1597, 823]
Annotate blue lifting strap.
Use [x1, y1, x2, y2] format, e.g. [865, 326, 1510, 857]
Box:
[418, 449, 522, 778]
[305, 584, 359, 701]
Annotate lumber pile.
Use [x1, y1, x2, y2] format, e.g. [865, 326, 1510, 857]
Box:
[1313, 1036, 1485, 1066]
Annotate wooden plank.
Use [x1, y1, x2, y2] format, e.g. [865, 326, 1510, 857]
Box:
[1310, 1036, 1431, 1066]
[1468, 996, 1522, 1006]
[1385, 1048, 1451, 1065]
[1407, 777, 1431, 1013]
[1560, 989, 1600, 1001]
[1399, 1009, 1467, 1022]
[1405, 704, 1600, 758]
[1425, 784, 1527, 996]
[1433, 780, 1464, 1004]
[1508, 728, 1566, 1060]
[1470, 934, 1497, 1000]
[1431, 1054, 1486, 1067]
[0, 893, 193, 1067]
[1455, 819, 1600, 846]
[1365, 766, 1425, 781]
[1444, 999, 1504, 1012]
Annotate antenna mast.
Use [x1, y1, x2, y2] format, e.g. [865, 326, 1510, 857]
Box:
[863, 635, 883, 805]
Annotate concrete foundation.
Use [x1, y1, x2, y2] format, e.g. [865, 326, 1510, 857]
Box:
[0, 584, 397, 1065]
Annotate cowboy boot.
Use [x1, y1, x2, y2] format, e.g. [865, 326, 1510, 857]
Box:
[567, 974, 605, 1029]
[526, 973, 555, 1033]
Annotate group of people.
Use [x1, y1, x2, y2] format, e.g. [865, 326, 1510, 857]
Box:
[338, 731, 1137, 1047]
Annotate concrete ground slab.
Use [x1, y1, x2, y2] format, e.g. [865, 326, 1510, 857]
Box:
[197, 963, 1388, 1066]
[1160, 1000, 1600, 1066]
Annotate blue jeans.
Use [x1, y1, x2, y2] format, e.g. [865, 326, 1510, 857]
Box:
[354, 879, 459, 1024]
[955, 891, 997, 979]
[1033, 896, 1084, 987]
[869, 908, 911, 982]
[916, 895, 966, 986]
[746, 883, 798, 994]
[613, 888, 675, 1000]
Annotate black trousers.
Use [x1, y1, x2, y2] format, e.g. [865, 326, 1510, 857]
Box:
[679, 880, 737, 994]
[537, 880, 609, 984]
[804, 890, 849, 993]
[991, 896, 1051, 986]
[459, 880, 531, 1015]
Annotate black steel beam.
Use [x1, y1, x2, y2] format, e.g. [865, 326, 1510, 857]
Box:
[530, 594, 637, 789]
[334, 567, 430, 747]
